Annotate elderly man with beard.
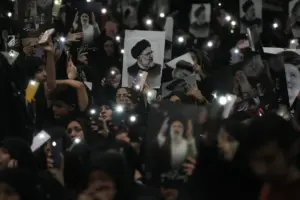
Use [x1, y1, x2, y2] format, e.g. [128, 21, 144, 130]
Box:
[127, 39, 161, 88]
[155, 117, 197, 172]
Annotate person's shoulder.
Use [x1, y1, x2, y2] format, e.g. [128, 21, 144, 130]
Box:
[128, 63, 138, 74]
[151, 63, 162, 74]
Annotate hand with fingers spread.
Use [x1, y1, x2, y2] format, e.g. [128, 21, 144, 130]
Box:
[183, 157, 196, 176]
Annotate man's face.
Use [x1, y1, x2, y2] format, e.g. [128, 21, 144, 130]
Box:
[81, 13, 89, 25]
[170, 121, 184, 137]
[197, 10, 206, 22]
[245, 5, 256, 20]
[249, 142, 291, 184]
[138, 47, 154, 68]
[173, 68, 192, 79]
[116, 88, 132, 107]
[285, 64, 300, 100]
[0, 148, 11, 170]
[34, 65, 47, 82]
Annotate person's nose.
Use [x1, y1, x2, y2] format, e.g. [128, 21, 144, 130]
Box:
[70, 130, 77, 138]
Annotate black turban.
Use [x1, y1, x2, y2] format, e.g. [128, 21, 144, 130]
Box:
[131, 39, 151, 59]
[242, 0, 254, 12]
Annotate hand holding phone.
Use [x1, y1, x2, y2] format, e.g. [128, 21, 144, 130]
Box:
[50, 139, 63, 169]
[38, 28, 55, 45]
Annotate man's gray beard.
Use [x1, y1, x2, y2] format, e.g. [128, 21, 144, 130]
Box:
[171, 131, 184, 144]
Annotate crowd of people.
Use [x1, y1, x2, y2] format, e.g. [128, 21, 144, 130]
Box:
[0, 0, 300, 200]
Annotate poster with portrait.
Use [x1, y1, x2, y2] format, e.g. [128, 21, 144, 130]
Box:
[70, 2, 102, 45]
[162, 53, 195, 97]
[264, 48, 300, 107]
[189, 4, 211, 38]
[239, 0, 262, 34]
[212, 53, 277, 118]
[289, 0, 300, 38]
[122, 30, 165, 89]
[164, 17, 174, 61]
[144, 101, 224, 188]
[18, 0, 53, 36]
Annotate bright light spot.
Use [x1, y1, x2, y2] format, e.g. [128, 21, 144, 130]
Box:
[178, 36, 184, 43]
[130, 115, 137, 122]
[207, 41, 213, 47]
[115, 36, 120, 41]
[59, 37, 66, 42]
[74, 138, 81, 144]
[231, 20, 237, 26]
[259, 112, 262, 117]
[8, 51, 15, 57]
[139, 73, 143, 77]
[54, 0, 60, 5]
[135, 85, 141, 90]
[227, 95, 232, 101]
[273, 23, 278, 29]
[147, 91, 153, 97]
[146, 19, 152, 25]
[234, 48, 239, 54]
[218, 96, 227, 105]
[159, 12, 165, 18]
[7, 12, 12, 18]
[101, 8, 107, 14]
[212, 93, 217, 99]
[225, 15, 231, 22]
[52, 141, 57, 147]
[86, 0, 91, 2]
[38, 133, 45, 139]
[111, 70, 116, 75]
[90, 109, 96, 115]
[121, 49, 124, 54]
[230, 29, 234, 34]
[116, 105, 124, 113]
[30, 80, 37, 86]
[290, 39, 297, 44]
[218, 3, 222, 6]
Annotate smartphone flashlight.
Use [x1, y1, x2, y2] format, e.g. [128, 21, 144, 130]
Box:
[9, 51, 15, 57]
[101, 8, 107, 14]
[89, 109, 97, 116]
[147, 91, 153, 97]
[225, 15, 231, 22]
[59, 36, 66, 42]
[233, 48, 239, 54]
[111, 70, 116, 75]
[207, 41, 214, 48]
[135, 85, 141, 90]
[272, 22, 279, 29]
[146, 19, 152, 26]
[116, 36, 121, 42]
[159, 12, 165, 18]
[52, 141, 57, 147]
[218, 96, 227, 105]
[115, 105, 124, 113]
[129, 115, 137, 122]
[177, 36, 184, 43]
[231, 21, 237, 26]
[74, 137, 81, 144]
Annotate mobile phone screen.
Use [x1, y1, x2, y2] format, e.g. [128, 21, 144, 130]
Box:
[51, 139, 63, 169]
[25, 80, 40, 102]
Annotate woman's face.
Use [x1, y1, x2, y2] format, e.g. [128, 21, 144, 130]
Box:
[81, 13, 89, 25]
[107, 67, 121, 87]
[67, 121, 84, 140]
[285, 64, 300, 100]
[35, 65, 47, 82]
[104, 40, 115, 56]
[100, 105, 113, 121]
[245, 5, 256, 20]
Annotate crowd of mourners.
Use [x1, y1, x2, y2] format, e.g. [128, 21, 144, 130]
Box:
[1, 0, 300, 200]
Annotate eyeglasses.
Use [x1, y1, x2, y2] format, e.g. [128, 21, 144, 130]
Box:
[141, 51, 153, 57]
[67, 126, 82, 134]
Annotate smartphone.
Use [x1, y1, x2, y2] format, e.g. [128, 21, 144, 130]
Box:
[25, 80, 40, 102]
[38, 28, 55, 45]
[51, 139, 63, 169]
[133, 71, 148, 91]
